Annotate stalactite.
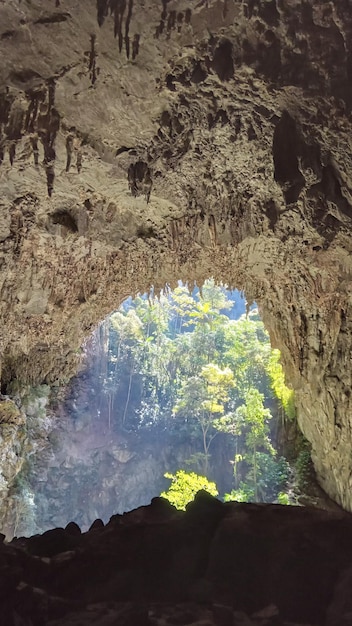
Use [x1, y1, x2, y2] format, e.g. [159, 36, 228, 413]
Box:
[97, 0, 109, 27]
[89, 34, 98, 85]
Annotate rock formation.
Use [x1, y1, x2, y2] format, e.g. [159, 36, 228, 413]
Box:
[0, 1, 352, 513]
[1, 494, 352, 625]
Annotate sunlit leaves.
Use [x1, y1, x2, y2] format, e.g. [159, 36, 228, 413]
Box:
[173, 364, 235, 437]
[224, 486, 254, 503]
[110, 309, 143, 342]
[237, 387, 274, 455]
[217, 315, 271, 398]
[267, 349, 296, 420]
[105, 280, 292, 503]
[160, 470, 218, 510]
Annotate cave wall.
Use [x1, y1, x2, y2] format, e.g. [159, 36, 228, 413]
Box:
[0, 0, 352, 511]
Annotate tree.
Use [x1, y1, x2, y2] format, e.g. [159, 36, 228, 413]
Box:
[160, 470, 218, 510]
[173, 364, 235, 474]
[267, 349, 296, 421]
[170, 279, 233, 332]
[96, 281, 290, 505]
[224, 453, 290, 503]
[215, 314, 272, 398]
[110, 296, 175, 430]
[237, 388, 274, 500]
[217, 387, 278, 501]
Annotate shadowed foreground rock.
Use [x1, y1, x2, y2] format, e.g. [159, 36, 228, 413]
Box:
[2, 493, 352, 625]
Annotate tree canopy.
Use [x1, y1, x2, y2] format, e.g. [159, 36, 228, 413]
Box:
[160, 470, 218, 510]
[93, 280, 294, 504]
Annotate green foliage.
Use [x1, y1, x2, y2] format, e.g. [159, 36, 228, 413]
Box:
[295, 438, 313, 490]
[108, 284, 275, 436]
[277, 491, 290, 505]
[224, 454, 290, 504]
[160, 470, 218, 510]
[216, 314, 271, 398]
[238, 388, 274, 454]
[173, 364, 236, 470]
[101, 280, 294, 505]
[246, 452, 290, 501]
[267, 349, 296, 420]
[183, 452, 209, 470]
[224, 484, 254, 503]
[217, 388, 276, 500]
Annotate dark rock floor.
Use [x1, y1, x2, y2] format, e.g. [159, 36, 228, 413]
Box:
[2, 493, 352, 625]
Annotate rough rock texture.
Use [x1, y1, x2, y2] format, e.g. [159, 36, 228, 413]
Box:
[1, 494, 352, 625]
[0, 386, 55, 539]
[0, 398, 27, 515]
[1, 1, 352, 510]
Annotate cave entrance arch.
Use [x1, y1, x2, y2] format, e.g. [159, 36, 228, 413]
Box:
[0, 218, 350, 533]
[5, 280, 300, 537]
[0, 0, 351, 533]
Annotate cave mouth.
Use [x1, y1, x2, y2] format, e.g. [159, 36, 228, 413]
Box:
[5, 280, 299, 538]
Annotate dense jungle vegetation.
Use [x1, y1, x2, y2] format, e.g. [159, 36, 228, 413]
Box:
[96, 280, 295, 506]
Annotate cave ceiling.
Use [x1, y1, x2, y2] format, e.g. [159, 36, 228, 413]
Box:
[0, 0, 352, 509]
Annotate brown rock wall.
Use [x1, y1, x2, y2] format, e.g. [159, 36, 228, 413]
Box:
[0, 1, 352, 509]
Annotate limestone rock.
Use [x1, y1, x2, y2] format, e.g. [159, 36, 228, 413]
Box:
[0, 1, 352, 511]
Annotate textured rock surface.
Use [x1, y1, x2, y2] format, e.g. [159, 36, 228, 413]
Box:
[0, 386, 55, 538]
[1, 1, 352, 510]
[0, 398, 27, 520]
[1, 495, 352, 625]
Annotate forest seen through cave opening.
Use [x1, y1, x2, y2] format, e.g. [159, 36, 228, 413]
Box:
[10, 280, 314, 537]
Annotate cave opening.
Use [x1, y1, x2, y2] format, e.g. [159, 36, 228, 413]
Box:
[4, 279, 305, 539]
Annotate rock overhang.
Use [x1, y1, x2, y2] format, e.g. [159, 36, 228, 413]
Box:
[0, 0, 352, 510]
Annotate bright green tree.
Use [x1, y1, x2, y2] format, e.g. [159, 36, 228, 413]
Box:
[160, 470, 218, 510]
[267, 349, 296, 420]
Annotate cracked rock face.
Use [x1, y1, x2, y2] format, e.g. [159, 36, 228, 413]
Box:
[0, 1, 352, 510]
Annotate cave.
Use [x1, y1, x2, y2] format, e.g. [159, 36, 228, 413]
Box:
[1, 1, 352, 624]
[9, 284, 299, 538]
